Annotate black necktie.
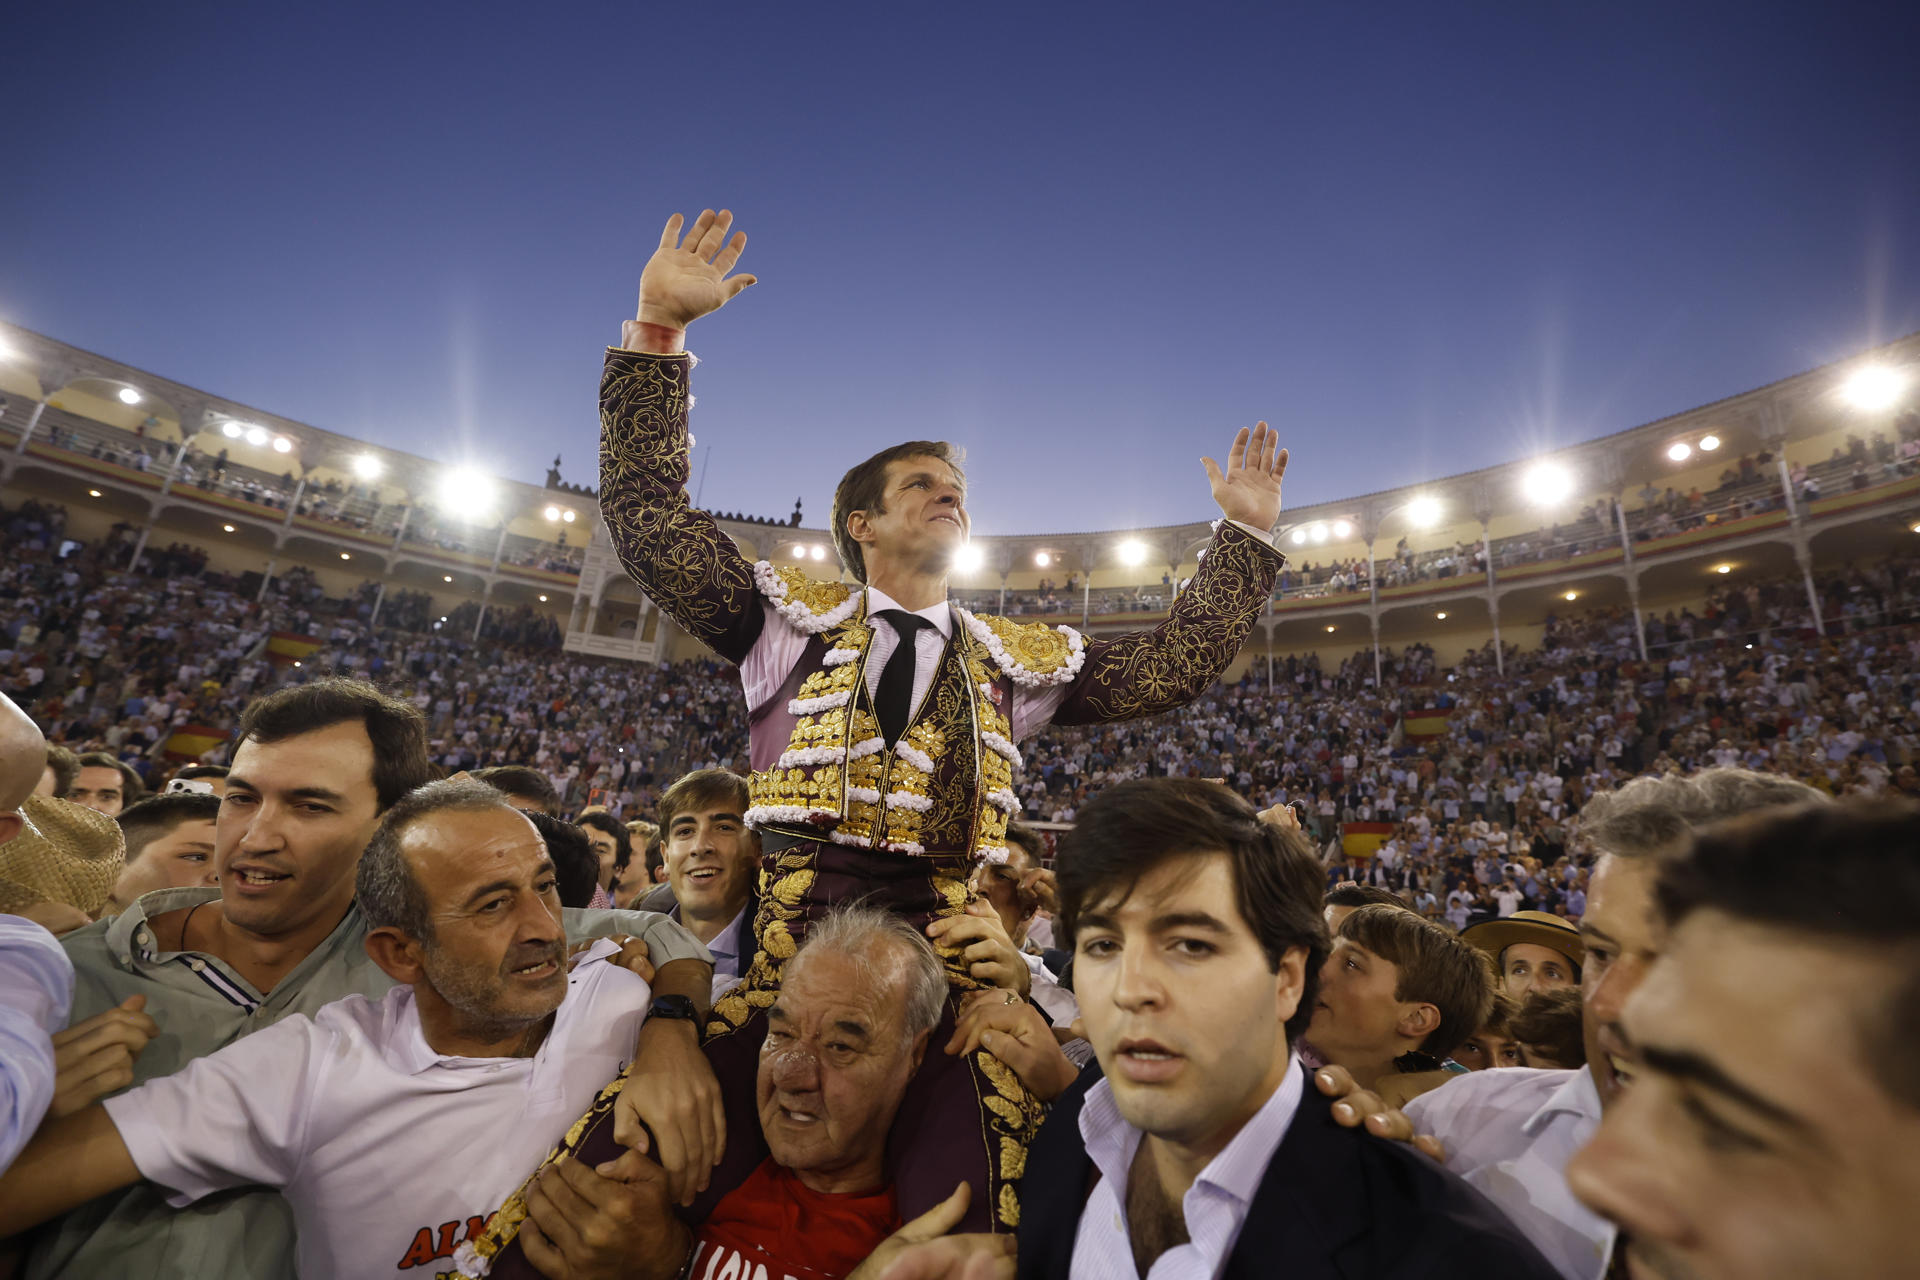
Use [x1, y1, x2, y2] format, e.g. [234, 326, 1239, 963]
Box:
[875, 610, 930, 745]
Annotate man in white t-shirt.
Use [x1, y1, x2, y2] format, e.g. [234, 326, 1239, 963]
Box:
[0, 779, 668, 1280]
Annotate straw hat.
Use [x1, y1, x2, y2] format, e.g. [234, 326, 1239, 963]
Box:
[0, 795, 126, 917]
[1460, 909, 1585, 971]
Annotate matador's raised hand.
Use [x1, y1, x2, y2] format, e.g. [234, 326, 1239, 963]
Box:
[1201, 421, 1289, 533]
[635, 209, 757, 333]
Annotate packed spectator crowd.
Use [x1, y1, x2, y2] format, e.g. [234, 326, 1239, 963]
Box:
[2, 488, 1918, 1279]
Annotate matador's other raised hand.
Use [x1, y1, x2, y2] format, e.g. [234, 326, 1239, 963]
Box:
[1201, 421, 1289, 533]
[633, 209, 758, 335]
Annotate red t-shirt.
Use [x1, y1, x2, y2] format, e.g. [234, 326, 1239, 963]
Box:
[690, 1159, 901, 1280]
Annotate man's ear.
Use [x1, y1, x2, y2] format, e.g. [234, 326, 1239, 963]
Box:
[908, 1026, 933, 1074]
[1397, 1002, 1441, 1045]
[845, 508, 876, 550]
[364, 925, 427, 985]
[1272, 944, 1308, 1027]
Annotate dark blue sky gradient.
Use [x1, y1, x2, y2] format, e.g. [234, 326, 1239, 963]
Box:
[6, 3, 1917, 533]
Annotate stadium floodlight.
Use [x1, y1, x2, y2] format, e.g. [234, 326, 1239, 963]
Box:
[1331, 520, 1353, 539]
[952, 543, 984, 572]
[118, 387, 141, 405]
[443, 575, 454, 583]
[1699, 434, 1721, 451]
[810, 545, 828, 562]
[1035, 551, 1052, 567]
[1325, 624, 1336, 633]
[1911, 521, 1920, 535]
[439, 468, 493, 517]
[1405, 495, 1442, 527]
[352, 454, 383, 480]
[544, 505, 561, 521]
[562, 510, 576, 523]
[245, 426, 268, 447]
[791, 544, 807, 558]
[0, 339, 15, 360]
[340, 553, 351, 560]
[222, 524, 235, 533]
[1310, 524, 1328, 543]
[1564, 590, 1578, 601]
[1117, 539, 1147, 566]
[1436, 611, 1447, 620]
[1842, 364, 1909, 411]
[271, 436, 293, 454]
[88, 489, 102, 498]
[1667, 442, 1691, 462]
[1522, 461, 1574, 505]
[1714, 564, 1732, 574]
[222, 422, 243, 439]
[538, 594, 548, 602]
[1289, 528, 1308, 546]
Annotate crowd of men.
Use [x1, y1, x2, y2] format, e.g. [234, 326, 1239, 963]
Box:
[1, 505, 1915, 1280]
[1, 661, 1915, 1279]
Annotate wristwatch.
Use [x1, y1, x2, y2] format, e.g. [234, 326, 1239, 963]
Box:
[648, 994, 699, 1024]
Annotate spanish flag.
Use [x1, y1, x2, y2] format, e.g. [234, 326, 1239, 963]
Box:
[1402, 707, 1452, 741]
[165, 724, 229, 761]
[265, 631, 323, 665]
[1341, 822, 1395, 859]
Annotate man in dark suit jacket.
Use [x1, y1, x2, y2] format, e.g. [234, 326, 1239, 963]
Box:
[1014, 779, 1557, 1280]
[1021, 1061, 1558, 1279]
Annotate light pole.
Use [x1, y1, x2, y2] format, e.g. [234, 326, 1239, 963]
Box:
[1357, 496, 1444, 689]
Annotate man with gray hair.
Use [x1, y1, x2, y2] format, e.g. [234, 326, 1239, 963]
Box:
[1322, 768, 1826, 1280]
[0, 778, 677, 1279]
[474, 902, 1013, 1280]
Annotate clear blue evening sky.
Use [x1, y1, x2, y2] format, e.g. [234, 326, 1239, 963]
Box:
[5, 3, 1917, 534]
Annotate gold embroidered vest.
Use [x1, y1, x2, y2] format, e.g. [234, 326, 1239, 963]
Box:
[742, 562, 1083, 863]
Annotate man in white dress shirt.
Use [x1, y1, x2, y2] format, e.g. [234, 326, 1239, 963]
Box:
[0, 779, 662, 1279]
[1378, 769, 1826, 1280]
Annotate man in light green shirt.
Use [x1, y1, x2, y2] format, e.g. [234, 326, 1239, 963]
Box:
[20, 679, 719, 1280]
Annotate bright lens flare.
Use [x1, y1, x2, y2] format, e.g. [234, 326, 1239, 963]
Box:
[1842, 365, 1909, 411]
[1667, 442, 1691, 462]
[1523, 462, 1573, 506]
[1406, 496, 1442, 527]
[952, 544, 984, 572]
[1117, 539, 1147, 566]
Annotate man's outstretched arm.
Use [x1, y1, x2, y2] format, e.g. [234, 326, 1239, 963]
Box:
[1050, 423, 1289, 725]
[0, 1105, 140, 1239]
[600, 210, 766, 664]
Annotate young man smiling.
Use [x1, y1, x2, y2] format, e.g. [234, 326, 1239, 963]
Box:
[1018, 779, 1555, 1279]
[639, 769, 761, 1001]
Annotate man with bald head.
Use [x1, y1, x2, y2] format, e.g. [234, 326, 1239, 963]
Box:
[0, 689, 46, 844]
[0, 691, 77, 1167]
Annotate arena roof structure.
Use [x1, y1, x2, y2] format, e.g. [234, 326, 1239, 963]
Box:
[2, 321, 1916, 671]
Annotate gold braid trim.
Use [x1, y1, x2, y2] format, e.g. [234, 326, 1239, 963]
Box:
[1055, 522, 1282, 724]
[433, 1063, 633, 1278]
[973, 1037, 1048, 1231]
